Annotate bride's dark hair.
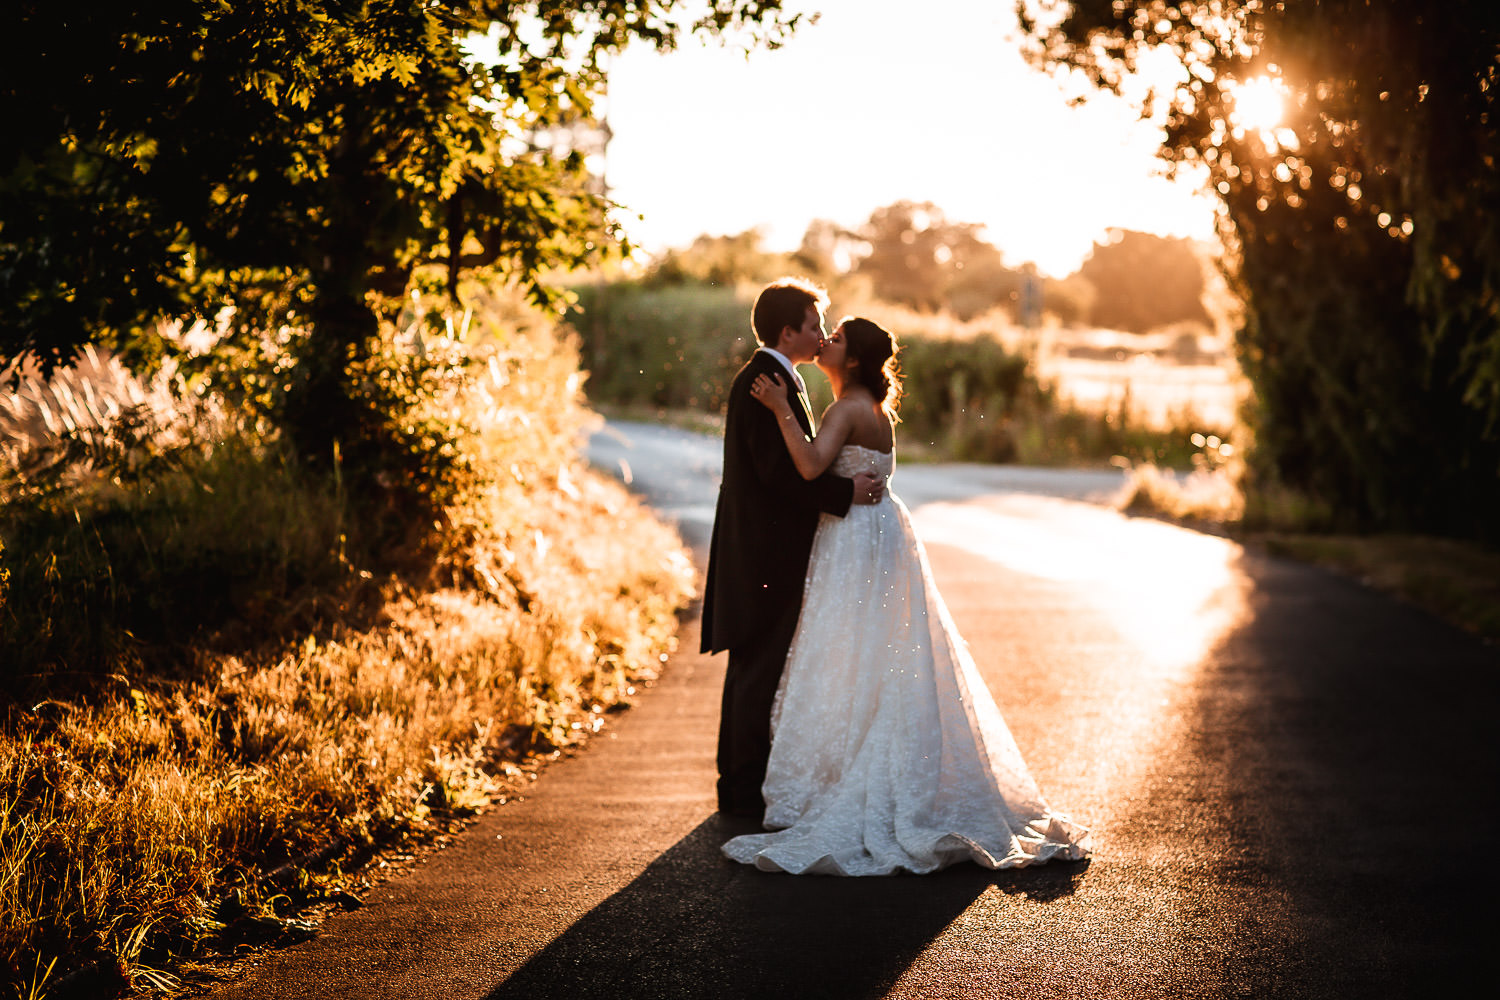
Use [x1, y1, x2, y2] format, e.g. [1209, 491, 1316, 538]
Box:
[839, 317, 903, 424]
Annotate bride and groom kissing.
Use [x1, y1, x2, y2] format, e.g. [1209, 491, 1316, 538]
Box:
[700, 277, 1090, 877]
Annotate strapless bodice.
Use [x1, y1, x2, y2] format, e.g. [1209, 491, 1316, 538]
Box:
[830, 443, 894, 480]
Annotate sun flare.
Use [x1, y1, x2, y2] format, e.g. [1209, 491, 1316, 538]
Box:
[1230, 76, 1287, 133]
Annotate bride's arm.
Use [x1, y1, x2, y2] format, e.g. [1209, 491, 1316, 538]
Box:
[749, 373, 851, 480]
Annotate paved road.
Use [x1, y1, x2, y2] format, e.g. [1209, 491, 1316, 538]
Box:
[216, 421, 1499, 999]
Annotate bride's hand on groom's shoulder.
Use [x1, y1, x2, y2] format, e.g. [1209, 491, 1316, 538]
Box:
[750, 373, 790, 412]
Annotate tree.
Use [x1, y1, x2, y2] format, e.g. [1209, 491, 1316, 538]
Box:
[851, 200, 1023, 317]
[0, 1, 805, 470]
[1074, 230, 1211, 333]
[645, 228, 790, 287]
[1020, 0, 1500, 539]
[791, 218, 864, 288]
[1042, 271, 1097, 328]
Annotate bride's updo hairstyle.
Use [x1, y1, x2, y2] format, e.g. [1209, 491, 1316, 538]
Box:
[839, 317, 903, 424]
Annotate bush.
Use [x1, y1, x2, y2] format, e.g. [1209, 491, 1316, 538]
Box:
[178, 306, 481, 537]
[567, 282, 750, 413]
[894, 328, 1036, 461]
[1, 350, 347, 698]
[2, 442, 346, 695]
[0, 293, 696, 994]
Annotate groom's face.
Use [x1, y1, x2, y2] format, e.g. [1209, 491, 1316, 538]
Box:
[782, 305, 827, 365]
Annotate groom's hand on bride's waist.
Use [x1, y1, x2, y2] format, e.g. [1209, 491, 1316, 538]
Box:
[852, 471, 884, 505]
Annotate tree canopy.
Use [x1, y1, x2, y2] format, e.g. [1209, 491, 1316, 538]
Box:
[850, 200, 1021, 319]
[1076, 230, 1210, 334]
[645, 229, 789, 287]
[1021, 0, 1500, 538]
[1, 1, 804, 464]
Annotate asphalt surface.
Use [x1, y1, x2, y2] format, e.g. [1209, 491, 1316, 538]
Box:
[213, 420, 1499, 999]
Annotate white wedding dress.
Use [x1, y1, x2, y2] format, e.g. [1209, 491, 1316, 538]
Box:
[722, 445, 1090, 876]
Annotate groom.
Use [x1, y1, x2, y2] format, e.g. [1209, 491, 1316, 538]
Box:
[701, 277, 883, 819]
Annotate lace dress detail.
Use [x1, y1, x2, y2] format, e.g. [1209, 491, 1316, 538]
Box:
[722, 444, 1090, 875]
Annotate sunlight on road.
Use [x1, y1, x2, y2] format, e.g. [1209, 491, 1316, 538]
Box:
[909, 489, 1255, 864]
[910, 494, 1248, 674]
[900, 492, 1258, 979]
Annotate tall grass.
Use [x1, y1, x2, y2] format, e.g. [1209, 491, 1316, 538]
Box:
[0, 304, 693, 996]
[0, 344, 247, 486]
[1, 343, 351, 695]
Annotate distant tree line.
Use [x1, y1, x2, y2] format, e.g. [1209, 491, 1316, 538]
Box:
[643, 200, 1213, 334]
[1021, 0, 1500, 541]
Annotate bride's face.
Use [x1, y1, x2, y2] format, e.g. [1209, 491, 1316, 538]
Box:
[816, 323, 850, 376]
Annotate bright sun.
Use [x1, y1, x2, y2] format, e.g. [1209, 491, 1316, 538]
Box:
[1230, 76, 1286, 132]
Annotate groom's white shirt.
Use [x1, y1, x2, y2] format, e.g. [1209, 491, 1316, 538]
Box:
[756, 346, 808, 396]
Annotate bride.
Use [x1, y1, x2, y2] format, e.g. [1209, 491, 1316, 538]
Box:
[721, 316, 1091, 876]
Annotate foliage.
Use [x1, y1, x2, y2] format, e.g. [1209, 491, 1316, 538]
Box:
[643, 229, 794, 288]
[569, 277, 1226, 467]
[895, 329, 1037, 459]
[0, 349, 348, 699]
[1019, 0, 1500, 540]
[1, 346, 218, 507]
[0, 1, 805, 468]
[642, 206, 1032, 323]
[1039, 270, 1098, 328]
[637, 210, 1216, 333]
[849, 201, 1025, 319]
[1120, 440, 1246, 525]
[638, 225, 880, 312]
[843, 203, 1213, 330]
[1075, 230, 1212, 333]
[568, 281, 753, 414]
[0, 306, 694, 994]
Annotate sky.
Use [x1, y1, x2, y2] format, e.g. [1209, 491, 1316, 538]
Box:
[600, 0, 1217, 277]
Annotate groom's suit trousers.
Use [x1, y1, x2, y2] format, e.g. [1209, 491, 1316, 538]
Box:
[716, 594, 803, 814]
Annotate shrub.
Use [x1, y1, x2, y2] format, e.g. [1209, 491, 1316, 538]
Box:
[0, 294, 695, 994]
[566, 282, 750, 413]
[1, 350, 347, 698]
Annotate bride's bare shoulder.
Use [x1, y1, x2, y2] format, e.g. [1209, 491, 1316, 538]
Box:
[828, 394, 892, 451]
[821, 395, 860, 417]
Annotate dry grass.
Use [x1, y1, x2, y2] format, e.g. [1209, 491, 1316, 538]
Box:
[1119, 463, 1245, 525]
[0, 310, 694, 997]
[0, 344, 225, 504]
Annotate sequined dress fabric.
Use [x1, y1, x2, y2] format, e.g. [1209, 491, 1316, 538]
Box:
[722, 444, 1091, 876]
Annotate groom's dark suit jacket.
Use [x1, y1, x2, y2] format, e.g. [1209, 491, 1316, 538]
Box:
[701, 350, 854, 655]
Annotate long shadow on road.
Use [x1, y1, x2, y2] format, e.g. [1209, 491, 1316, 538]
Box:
[1125, 551, 1500, 997]
[487, 815, 1088, 1000]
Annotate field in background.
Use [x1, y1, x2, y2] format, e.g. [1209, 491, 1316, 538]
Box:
[1018, 325, 1242, 432]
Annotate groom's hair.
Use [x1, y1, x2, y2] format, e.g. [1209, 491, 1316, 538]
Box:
[752, 277, 828, 347]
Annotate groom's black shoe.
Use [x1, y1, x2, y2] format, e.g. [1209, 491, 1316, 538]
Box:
[717, 790, 764, 820]
[716, 804, 767, 837]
